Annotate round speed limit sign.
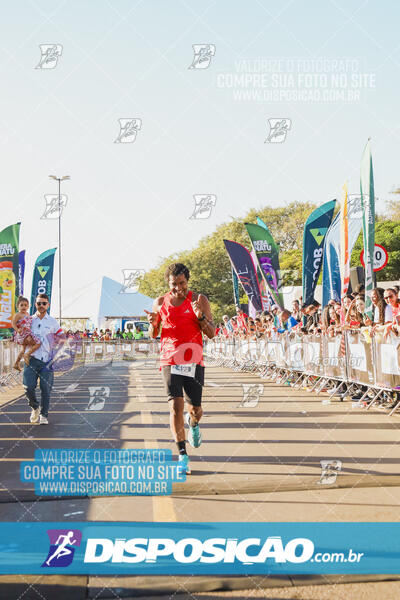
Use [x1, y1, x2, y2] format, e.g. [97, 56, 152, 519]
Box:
[360, 244, 388, 272]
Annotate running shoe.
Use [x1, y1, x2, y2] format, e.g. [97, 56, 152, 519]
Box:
[30, 408, 40, 423]
[39, 415, 49, 425]
[185, 412, 202, 448]
[178, 454, 191, 475]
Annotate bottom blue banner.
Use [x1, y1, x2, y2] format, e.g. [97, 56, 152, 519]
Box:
[0, 522, 398, 575]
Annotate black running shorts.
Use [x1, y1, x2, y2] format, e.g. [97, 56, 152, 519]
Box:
[162, 365, 205, 406]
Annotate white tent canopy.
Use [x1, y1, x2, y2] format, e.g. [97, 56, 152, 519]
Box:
[97, 276, 153, 329]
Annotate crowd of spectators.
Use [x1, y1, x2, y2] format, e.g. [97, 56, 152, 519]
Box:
[214, 284, 400, 340]
[64, 326, 146, 341]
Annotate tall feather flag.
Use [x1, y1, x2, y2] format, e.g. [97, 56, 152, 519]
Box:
[340, 183, 350, 303]
[302, 200, 336, 306]
[231, 267, 240, 307]
[245, 220, 283, 308]
[223, 240, 263, 313]
[360, 139, 375, 320]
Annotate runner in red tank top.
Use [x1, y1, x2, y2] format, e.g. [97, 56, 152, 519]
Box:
[145, 263, 215, 474]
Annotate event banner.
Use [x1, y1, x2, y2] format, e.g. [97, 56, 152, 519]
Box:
[30, 248, 57, 315]
[223, 240, 263, 312]
[18, 249, 25, 296]
[250, 249, 269, 312]
[0, 522, 400, 575]
[302, 199, 336, 306]
[0, 222, 21, 333]
[256, 217, 283, 307]
[322, 196, 363, 306]
[360, 139, 375, 319]
[245, 221, 283, 308]
[340, 184, 350, 305]
[322, 212, 340, 305]
[231, 267, 240, 308]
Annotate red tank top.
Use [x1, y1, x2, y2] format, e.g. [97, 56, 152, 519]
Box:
[159, 291, 204, 366]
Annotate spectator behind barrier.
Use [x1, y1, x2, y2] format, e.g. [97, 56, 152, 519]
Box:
[345, 296, 363, 329]
[371, 287, 392, 332]
[236, 307, 248, 334]
[384, 288, 400, 338]
[321, 305, 340, 337]
[222, 314, 233, 333]
[271, 305, 280, 329]
[254, 317, 265, 337]
[262, 313, 275, 338]
[277, 309, 299, 333]
[304, 301, 320, 333]
[355, 295, 371, 327]
[291, 299, 301, 321]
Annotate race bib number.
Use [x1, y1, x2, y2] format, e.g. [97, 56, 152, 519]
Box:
[171, 363, 196, 378]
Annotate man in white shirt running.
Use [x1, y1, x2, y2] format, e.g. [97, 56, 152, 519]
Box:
[23, 293, 63, 425]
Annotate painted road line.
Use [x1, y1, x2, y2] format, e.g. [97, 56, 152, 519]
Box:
[130, 368, 147, 403]
[62, 383, 80, 393]
[134, 366, 176, 522]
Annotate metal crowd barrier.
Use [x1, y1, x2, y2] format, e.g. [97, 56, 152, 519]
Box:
[0, 339, 23, 389]
[3, 334, 400, 415]
[204, 331, 400, 415]
[0, 339, 161, 391]
[72, 339, 160, 366]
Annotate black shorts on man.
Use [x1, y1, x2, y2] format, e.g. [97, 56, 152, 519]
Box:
[162, 364, 204, 405]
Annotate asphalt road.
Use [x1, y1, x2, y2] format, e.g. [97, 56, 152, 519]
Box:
[1, 357, 400, 599]
[1, 357, 400, 520]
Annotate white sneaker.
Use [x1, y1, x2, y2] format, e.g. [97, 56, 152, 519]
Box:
[30, 408, 40, 423]
[39, 415, 49, 425]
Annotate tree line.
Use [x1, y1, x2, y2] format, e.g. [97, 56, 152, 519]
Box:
[139, 201, 400, 322]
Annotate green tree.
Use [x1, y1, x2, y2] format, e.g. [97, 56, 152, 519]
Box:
[280, 249, 303, 285]
[139, 202, 318, 321]
[246, 201, 317, 252]
[382, 188, 400, 221]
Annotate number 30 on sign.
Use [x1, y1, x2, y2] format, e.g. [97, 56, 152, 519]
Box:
[360, 244, 388, 272]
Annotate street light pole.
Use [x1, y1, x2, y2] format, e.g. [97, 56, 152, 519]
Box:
[58, 177, 62, 326]
[49, 175, 70, 326]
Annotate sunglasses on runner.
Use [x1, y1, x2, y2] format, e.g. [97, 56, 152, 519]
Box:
[36, 301, 48, 306]
[384, 294, 394, 301]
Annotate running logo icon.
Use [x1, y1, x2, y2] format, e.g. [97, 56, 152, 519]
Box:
[188, 44, 216, 69]
[114, 118, 142, 143]
[265, 119, 291, 143]
[35, 44, 63, 69]
[120, 269, 145, 293]
[42, 529, 82, 567]
[318, 459, 342, 485]
[189, 195, 217, 219]
[41, 195, 68, 219]
[239, 384, 264, 408]
[87, 386, 110, 411]
[347, 194, 365, 218]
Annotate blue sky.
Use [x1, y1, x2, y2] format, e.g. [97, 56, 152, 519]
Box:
[1, 0, 399, 321]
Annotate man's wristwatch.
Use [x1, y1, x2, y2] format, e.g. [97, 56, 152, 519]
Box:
[198, 314, 206, 322]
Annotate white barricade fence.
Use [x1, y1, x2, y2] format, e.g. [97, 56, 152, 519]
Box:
[203, 332, 400, 400]
[0, 339, 162, 388]
[3, 334, 400, 410]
